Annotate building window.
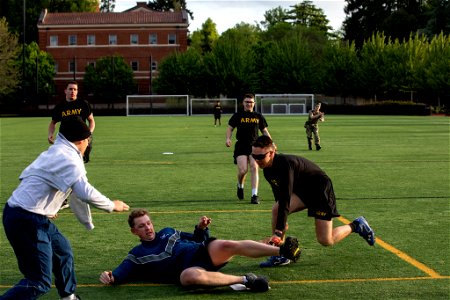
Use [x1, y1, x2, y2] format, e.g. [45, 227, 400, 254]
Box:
[130, 34, 138, 44]
[151, 61, 157, 71]
[109, 35, 117, 45]
[87, 61, 95, 68]
[131, 61, 138, 71]
[168, 34, 176, 44]
[69, 61, 76, 73]
[149, 33, 157, 44]
[87, 35, 95, 45]
[54, 63, 58, 73]
[69, 35, 77, 46]
[50, 36, 58, 46]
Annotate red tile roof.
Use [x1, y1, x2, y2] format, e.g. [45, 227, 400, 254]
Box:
[38, 10, 188, 26]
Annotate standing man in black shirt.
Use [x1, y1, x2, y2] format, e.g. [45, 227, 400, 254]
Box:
[252, 135, 375, 267]
[213, 100, 222, 127]
[48, 81, 95, 163]
[226, 94, 271, 204]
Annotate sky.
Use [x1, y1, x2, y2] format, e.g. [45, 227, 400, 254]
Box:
[114, 0, 347, 33]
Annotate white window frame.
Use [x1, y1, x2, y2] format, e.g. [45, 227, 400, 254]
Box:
[109, 34, 117, 45]
[50, 35, 58, 46]
[130, 34, 139, 45]
[68, 35, 77, 46]
[87, 35, 96, 45]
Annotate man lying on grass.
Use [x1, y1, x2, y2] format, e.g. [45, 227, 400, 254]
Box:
[99, 208, 300, 292]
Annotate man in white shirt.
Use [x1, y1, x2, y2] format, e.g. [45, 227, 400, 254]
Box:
[1, 117, 130, 300]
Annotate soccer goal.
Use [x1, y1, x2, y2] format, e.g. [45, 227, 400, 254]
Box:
[255, 94, 315, 115]
[189, 98, 238, 116]
[126, 95, 189, 116]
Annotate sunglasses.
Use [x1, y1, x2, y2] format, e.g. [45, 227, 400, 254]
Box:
[244, 101, 255, 104]
[251, 152, 270, 160]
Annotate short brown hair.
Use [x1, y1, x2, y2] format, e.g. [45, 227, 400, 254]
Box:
[253, 135, 275, 150]
[128, 208, 149, 228]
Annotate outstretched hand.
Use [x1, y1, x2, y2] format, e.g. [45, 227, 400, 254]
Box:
[197, 216, 212, 230]
[112, 200, 130, 212]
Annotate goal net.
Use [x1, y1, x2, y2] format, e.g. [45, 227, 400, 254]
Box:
[190, 98, 237, 116]
[255, 94, 315, 115]
[126, 95, 189, 116]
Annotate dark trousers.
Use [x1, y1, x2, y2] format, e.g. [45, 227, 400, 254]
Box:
[1, 204, 76, 299]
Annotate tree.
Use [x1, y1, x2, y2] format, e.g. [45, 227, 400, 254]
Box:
[421, 33, 450, 106]
[260, 1, 332, 34]
[259, 27, 322, 93]
[343, 0, 394, 48]
[1, 0, 98, 45]
[261, 6, 290, 29]
[19, 41, 55, 103]
[422, 0, 450, 37]
[147, 0, 194, 21]
[0, 17, 20, 97]
[189, 18, 219, 55]
[153, 48, 207, 96]
[286, 1, 332, 33]
[319, 40, 360, 101]
[100, 0, 115, 12]
[205, 24, 261, 97]
[83, 55, 136, 107]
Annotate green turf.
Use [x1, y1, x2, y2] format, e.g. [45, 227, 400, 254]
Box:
[0, 115, 449, 299]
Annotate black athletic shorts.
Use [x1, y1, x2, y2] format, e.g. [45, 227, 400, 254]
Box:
[233, 141, 252, 164]
[190, 237, 226, 271]
[302, 175, 340, 221]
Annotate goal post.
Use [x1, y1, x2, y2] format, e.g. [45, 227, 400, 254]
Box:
[189, 98, 238, 116]
[126, 95, 189, 116]
[255, 94, 315, 115]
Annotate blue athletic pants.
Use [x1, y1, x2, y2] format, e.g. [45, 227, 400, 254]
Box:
[1, 203, 76, 299]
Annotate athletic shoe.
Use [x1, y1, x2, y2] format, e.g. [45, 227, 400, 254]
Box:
[352, 216, 376, 246]
[279, 236, 301, 262]
[60, 294, 81, 300]
[244, 273, 269, 292]
[59, 199, 70, 211]
[259, 256, 291, 268]
[237, 186, 244, 200]
[315, 144, 321, 151]
[251, 195, 260, 204]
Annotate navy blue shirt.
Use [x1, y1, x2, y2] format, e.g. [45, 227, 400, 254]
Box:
[112, 226, 210, 284]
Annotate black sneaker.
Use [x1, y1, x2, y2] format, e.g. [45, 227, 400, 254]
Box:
[279, 236, 301, 262]
[237, 186, 244, 200]
[251, 195, 260, 204]
[244, 273, 269, 292]
[315, 144, 321, 151]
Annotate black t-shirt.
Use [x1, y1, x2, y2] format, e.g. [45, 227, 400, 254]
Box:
[52, 99, 92, 122]
[228, 110, 268, 144]
[263, 153, 327, 230]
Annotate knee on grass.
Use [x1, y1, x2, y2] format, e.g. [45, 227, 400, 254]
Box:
[180, 268, 206, 286]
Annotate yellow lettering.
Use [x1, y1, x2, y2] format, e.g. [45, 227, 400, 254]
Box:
[239, 117, 259, 124]
[61, 109, 82, 118]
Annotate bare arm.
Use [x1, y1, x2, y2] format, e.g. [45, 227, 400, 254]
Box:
[87, 113, 95, 133]
[225, 126, 234, 147]
[48, 120, 57, 144]
[261, 128, 271, 139]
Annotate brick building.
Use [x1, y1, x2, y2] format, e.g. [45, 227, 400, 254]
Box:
[37, 2, 189, 100]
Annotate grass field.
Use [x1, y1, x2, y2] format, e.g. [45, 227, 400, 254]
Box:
[0, 115, 449, 299]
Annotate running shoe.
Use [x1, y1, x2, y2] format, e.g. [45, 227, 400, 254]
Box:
[259, 256, 291, 268]
[352, 216, 376, 246]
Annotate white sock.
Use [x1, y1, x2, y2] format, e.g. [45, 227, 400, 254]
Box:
[238, 183, 244, 189]
[252, 188, 258, 196]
